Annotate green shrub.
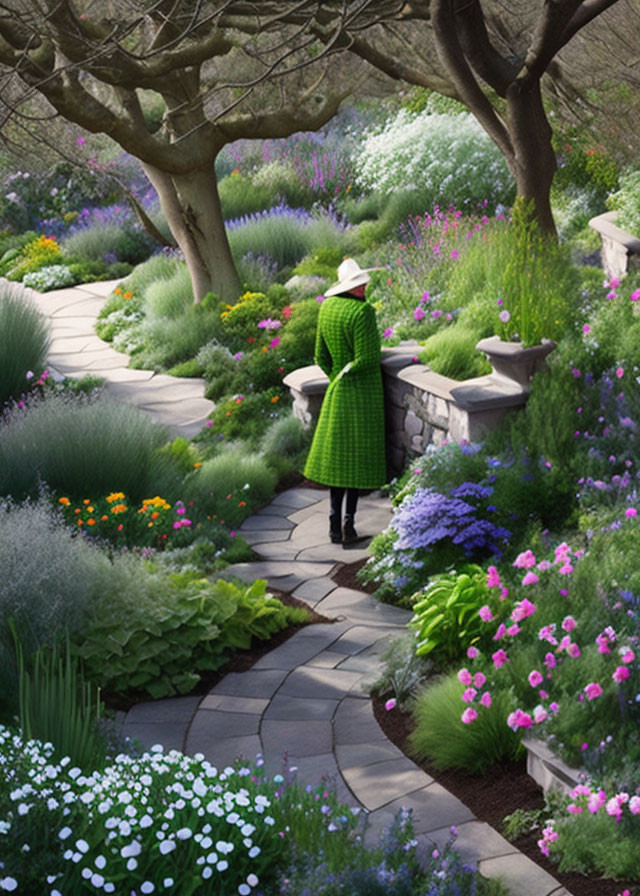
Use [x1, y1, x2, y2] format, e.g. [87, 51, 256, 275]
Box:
[62, 223, 155, 265]
[204, 389, 288, 446]
[5, 233, 62, 280]
[198, 341, 240, 401]
[22, 264, 77, 291]
[77, 570, 305, 698]
[219, 171, 275, 219]
[607, 167, 640, 234]
[121, 250, 184, 296]
[0, 393, 172, 502]
[419, 324, 490, 380]
[144, 263, 193, 318]
[132, 304, 222, 369]
[0, 285, 50, 407]
[292, 246, 345, 280]
[67, 259, 132, 283]
[409, 673, 523, 773]
[187, 448, 278, 526]
[262, 412, 310, 461]
[252, 160, 316, 209]
[0, 498, 109, 714]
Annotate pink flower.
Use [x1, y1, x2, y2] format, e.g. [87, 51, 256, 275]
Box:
[486, 565, 501, 588]
[544, 652, 557, 670]
[613, 665, 630, 683]
[500, 587, 509, 600]
[480, 691, 492, 707]
[533, 705, 548, 724]
[513, 549, 537, 568]
[582, 323, 591, 334]
[77, 136, 85, 146]
[620, 647, 635, 664]
[450, 249, 459, 260]
[616, 366, 625, 378]
[521, 572, 539, 586]
[606, 797, 623, 821]
[413, 307, 425, 321]
[549, 701, 559, 713]
[269, 336, 281, 349]
[499, 310, 511, 323]
[257, 318, 281, 330]
[567, 642, 581, 658]
[232, 352, 244, 360]
[461, 687, 477, 703]
[492, 648, 508, 668]
[473, 672, 486, 688]
[528, 669, 544, 688]
[493, 623, 506, 640]
[538, 624, 558, 645]
[316, 295, 325, 303]
[629, 796, 640, 815]
[554, 542, 571, 563]
[558, 563, 574, 575]
[466, 646, 479, 660]
[631, 288, 640, 302]
[537, 560, 552, 571]
[511, 598, 537, 620]
[421, 290, 430, 303]
[625, 507, 637, 518]
[561, 615, 577, 632]
[584, 682, 603, 701]
[385, 698, 397, 711]
[383, 327, 394, 339]
[461, 707, 478, 724]
[457, 668, 473, 686]
[507, 709, 533, 729]
[505, 624, 521, 637]
[588, 790, 607, 813]
[566, 803, 582, 815]
[596, 633, 611, 654]
[478, 605, 494, 622]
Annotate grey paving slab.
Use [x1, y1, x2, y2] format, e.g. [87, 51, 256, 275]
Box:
[478, 854, 567, 896]
[306, 650, 346, 669]
[207, 669, 288, 699]
[269, 488, 325, 509]
[239, 530, 291, 546]
[97, 367, 157, 383]
[125, 696, 200, 724]
[334, 696, 389, 746]
[250, 541, 302, 561]
[427, 820, 518, 865]
[292, 577, 336, 603]
[200, 694, 269, 714]
[287, 502, 330, 524]
[250, 633, 344, 670]
[277, 666, 365, 700]
[341, 756, 430, 811]
[263, 695, 339, 722]
[335, 652, 385, 676]
[335, 740, 405, 769]
[51, 298, 109, 317]
[240, 516, 295, 532]
[188, 710, 260, 740]
[297, 543, 372, 563]
[260, 719, 333, 757]
[329, 626, 397, 655]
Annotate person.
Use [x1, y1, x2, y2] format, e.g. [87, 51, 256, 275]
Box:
[303, 258, 387, 545]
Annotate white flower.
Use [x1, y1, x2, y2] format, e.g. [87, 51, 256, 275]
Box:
[75, 839, 89, 854]
[0, 878, 18, 891]
[58, 827, 72, 840]
[176, 827, 192, 840]
[158, 840, 176, 855]
[140, 883, 155, 894]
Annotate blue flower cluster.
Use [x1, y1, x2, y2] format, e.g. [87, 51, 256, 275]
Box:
[392, 486, 511, 557]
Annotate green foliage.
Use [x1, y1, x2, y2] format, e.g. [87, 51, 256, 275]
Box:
[133, 303, 222, 370]
[219, 171, 275, 219]
[0, 393, 173, 502]
[22, 264, 77, 290]
[66, 259, 132, 283]
[13, 627, 105, 769]
[252, 160, 316, 209]
[166, 358, 203, 377]
[606, 167, 640, 234]
[4, 233, 62, 280]
[409, 674, 523, 773]
[62, 222, 155, 265]
[0, 498, 108, 715]
[410, 565, 493, 667]
[419, 324, 491, 380]
[187, 448, 279, 525]
[550, 804, 640, 880]
[76, 571, 305, 698]
[144, 262, 193, 318]
[204, 389, 288, 447]
[262, 412, 310, 462]
[0, 286, 50, 407]
[218, 290, 281, 351]
[121, 250, 185, 296]
[369, 634, 433, 707]
[292, 246, 345, 280]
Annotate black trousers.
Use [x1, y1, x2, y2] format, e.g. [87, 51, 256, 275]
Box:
[329, 487, 359, 522]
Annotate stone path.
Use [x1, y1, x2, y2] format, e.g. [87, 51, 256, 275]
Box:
[23, 280, 570, 895]
[25, 279, 213, 438]
[121, 487, 571, 896]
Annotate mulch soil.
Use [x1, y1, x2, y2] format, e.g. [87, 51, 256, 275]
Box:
[331, 561, 635, 896]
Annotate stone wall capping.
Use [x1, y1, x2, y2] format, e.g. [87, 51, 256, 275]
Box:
[380, 342, 421, 373]
[450, 377, 527, 412]
[283, 364, 328, 394]
[589, 210, 640, 280]
[589, 210, 640, 252]
[397, 364, 455, 400]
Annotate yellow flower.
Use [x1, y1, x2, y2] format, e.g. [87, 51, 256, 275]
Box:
[87, 506, 94, 513]
[106, 492, 125, 503]
[111, 503, 127, 514]
[193, 462, 202, 469]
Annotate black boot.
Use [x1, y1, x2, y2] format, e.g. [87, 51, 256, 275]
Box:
[329, 515, 343, 544]
[342, 515, 359, 545]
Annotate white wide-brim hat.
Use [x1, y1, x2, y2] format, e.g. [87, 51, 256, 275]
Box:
[324, 258, 383, 297]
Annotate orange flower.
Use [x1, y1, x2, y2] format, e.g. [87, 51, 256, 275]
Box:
[148, 522, 154, 528]
[58, 496, 70, 506]
[111, 503, 127, 514]
[83, 499, 91, 505]
[114, 287, 122, 296]
[87, 518, 96, 526]
[106, 492, 125, 503]
[101, 515, 108, 521]
[74, 508, 81, 515]
[239, 501, 246, 507]
[77, 519, 83, 526]
[151, 511, 159, 520]
[124, 291, 133, 300]
[193, 462, 202, 469]
[270, 395, 279, 403]
[87, 505, 94, 513]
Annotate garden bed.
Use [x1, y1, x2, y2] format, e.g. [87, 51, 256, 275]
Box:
[372, 696, 636, 896]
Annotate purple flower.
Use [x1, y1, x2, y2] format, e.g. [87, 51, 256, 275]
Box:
[257, 318, 281, 330]
[413, 307, 425, 321]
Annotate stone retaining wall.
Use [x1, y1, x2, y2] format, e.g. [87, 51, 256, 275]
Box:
[589, 211, 640, 281]
[284, 337, 554, 477]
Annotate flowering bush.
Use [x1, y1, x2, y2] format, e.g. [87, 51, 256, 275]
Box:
[354, 109, 514, 211]
[607, 167, 640, 234]
[4, 233, 63, 281]
[22, 264, 77, 291]
[0, 728, 506, 896]
[362, 483, 511, 604]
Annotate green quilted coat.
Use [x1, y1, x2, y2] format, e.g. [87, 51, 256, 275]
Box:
[304, 295, 386, 488]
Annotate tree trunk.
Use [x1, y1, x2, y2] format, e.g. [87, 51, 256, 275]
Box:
[506, 80, 558, 236]
[142, 161, 242, 304]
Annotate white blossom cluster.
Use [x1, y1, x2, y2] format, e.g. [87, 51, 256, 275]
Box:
[354, 110, 513, 209]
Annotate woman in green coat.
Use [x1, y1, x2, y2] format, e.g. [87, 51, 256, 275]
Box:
[304, 258, 387, 545]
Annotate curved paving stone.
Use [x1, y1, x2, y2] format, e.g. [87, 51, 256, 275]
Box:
[24, 280, 214, 437]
